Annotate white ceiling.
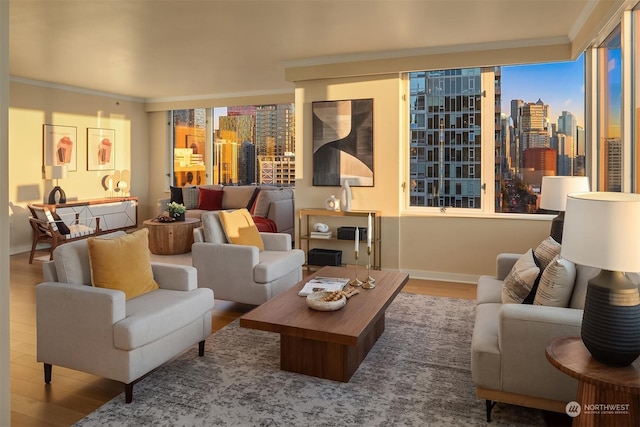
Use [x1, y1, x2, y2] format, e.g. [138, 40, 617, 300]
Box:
[9, 0, 613, 101]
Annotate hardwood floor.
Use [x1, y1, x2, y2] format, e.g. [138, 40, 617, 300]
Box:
[9, 251, 475, 426]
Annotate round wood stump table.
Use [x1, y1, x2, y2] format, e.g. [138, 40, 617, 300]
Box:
[142, 218, 201, 255]
[546, 336, 640, 427]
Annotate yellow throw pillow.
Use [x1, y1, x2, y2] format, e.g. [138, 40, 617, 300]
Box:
[87, 228, 159, 300]
[218, 208, 264, 250]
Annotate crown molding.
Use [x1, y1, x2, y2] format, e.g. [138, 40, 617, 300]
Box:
[9, 76, 145, 102]
[283, 36, 570, 69]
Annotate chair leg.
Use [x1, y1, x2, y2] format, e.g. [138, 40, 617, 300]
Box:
[485, 399, 496, 422]
[44, 363, 52, 384]
[199, 340, 205, 356]
[29, 237, 40, 264]
[125, 383, 133, 403]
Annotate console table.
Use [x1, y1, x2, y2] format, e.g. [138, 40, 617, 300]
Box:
[34, 197, 138, 232]
[298, 208, 381, 271]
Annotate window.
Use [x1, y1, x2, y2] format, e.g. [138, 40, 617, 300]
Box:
[408, 57, 586, 214]
[172, 104, 295, 188]
[409, 69, 484, 210]
[172, 109, 207, 187]
[597, 27, 622, 192]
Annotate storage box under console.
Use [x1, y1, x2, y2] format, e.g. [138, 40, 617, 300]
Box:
[337, 226, 368, 241]
[307, 248, 343, 266]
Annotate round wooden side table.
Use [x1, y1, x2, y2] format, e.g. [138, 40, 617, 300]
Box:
[546, 336, 640, 426]
[142, 218, 201, 255]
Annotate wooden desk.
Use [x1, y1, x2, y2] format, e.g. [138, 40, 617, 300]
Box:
[142, 218, 200, 255]
[240, 266, 409, 382]
[546, 336, 640, 426]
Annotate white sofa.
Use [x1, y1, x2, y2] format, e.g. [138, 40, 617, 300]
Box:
[36, 232, 214, 403]
[158, 185, 295, 237]
[192, 211, 305, 305]
[471, 253, 599, 421]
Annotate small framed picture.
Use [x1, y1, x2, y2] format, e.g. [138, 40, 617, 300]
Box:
[87, 128, 115, 171]
[43, 124, 77, 172]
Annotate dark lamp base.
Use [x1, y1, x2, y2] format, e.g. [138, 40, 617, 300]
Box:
[549, 211, 564, 243]
[47, 186, 67, 204]
[581, 270, 640, 367]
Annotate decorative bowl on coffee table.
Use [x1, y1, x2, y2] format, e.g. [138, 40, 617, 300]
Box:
[306, 291, 346, 311]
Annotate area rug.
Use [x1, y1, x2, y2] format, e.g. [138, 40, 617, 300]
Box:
[76, 293, 545, 426]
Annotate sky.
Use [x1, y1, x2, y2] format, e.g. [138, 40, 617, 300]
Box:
[501, 54, 585, 127]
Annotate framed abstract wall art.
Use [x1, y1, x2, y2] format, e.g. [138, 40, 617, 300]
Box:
[312, 98, 374, 187]
[43, 124, 77, 172]
[87, 127, 115, 171]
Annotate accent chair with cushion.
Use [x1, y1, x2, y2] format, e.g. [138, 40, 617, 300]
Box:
[192, 209, 305, 305]
[27, 204, 101, 263]
[471, 237, 604, 421]
[36, 230, 214, 403]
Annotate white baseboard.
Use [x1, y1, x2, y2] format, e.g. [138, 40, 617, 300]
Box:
[401, 268, 479, 285]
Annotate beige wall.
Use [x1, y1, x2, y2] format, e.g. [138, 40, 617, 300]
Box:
[294, 74, 551, 282]
[8, 81, 150, 254]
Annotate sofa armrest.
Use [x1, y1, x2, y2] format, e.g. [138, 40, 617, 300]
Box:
[260, 232, 291, 251]
[192, 242, 260, 270]
[498, 303, 583, 400]
[151, 262, 197, 291]
[193, 226, 205, 243]
[267, 198, 294, 232]
[496, 253, 521, 280]
[36, 282, 127, 362]
[157, 197, 171, 216]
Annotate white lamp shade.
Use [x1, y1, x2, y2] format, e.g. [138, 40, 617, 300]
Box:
[45, 164, 68, 180]
[540, 176, 590, 211]
[561, 192, 640, 272]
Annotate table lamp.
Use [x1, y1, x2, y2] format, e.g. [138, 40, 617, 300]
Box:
[539, 176, 590, 243]
[46, 164, 68, 204]
[561, 192, 640, 366]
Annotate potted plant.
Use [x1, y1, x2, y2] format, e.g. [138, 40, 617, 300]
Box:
[166, 202, 186, 221]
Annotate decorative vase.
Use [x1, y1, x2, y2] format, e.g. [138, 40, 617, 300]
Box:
[340, 180, 352, 212]
[580, 270, 640, 367]
[325, 195, 340, 211]
[175, 212, 185, 222]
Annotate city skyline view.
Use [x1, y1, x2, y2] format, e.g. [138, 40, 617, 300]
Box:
[501, 54, 585, 127]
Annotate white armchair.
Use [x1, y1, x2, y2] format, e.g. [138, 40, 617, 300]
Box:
[36, 232, 214, 403]
[192, 211, 305, 305]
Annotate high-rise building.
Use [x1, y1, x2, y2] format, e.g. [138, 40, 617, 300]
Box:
[604, 137, 622, 191]
[213, 139, 238, 185]
[256, 104, 295, 158]
[558, 111, 577, 138]
[238, 141, 256, 185]
[219, 115, 255, 146]
[519, 99, 550, 149]
[409, 68, 487, 209]
[522, 147, 557, 190]
[258, 154, 295, 186]
[575, 125, 586, 176]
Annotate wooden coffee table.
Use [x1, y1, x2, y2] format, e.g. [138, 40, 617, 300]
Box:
[142, 218, 201, 255]
[239, 266, 409, 382]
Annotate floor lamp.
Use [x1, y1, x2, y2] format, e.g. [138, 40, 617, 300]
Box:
[561, 192, 640, 366]
[539, 176, 590, 243]
[46, 164, 68, 204]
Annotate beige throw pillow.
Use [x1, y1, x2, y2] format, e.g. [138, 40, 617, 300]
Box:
[533, 236, 561, 270]
[502, 249, 541, 304]
[534, 255, 576, 307]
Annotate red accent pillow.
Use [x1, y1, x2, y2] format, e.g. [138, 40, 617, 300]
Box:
[197, 188, 224, 211]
